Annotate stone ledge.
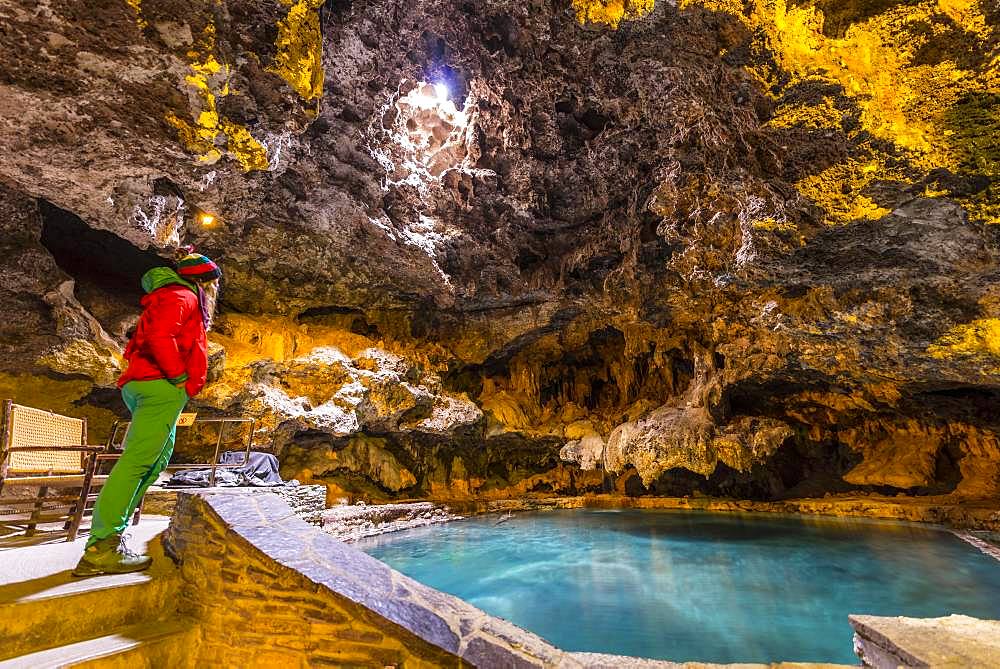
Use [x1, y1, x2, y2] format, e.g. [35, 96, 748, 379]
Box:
[433, 494, 1000, 531]
[850, 614, 1000, 668]
[144, 483, 326, 523]
[321, 501, 459, 541]
[167, 491, 563, 666]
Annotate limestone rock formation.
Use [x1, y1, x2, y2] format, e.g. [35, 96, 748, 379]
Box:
[0, 0, 997, 503]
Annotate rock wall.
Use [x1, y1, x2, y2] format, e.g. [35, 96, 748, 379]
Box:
[0, 0, 997, 505]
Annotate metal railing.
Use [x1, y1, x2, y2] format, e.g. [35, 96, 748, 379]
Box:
[107, 415, 256, 487]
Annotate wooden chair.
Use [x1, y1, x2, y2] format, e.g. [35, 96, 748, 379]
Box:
[0, 400, 108, 541]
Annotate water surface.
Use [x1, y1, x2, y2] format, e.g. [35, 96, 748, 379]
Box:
[357, 509, 1000, 664]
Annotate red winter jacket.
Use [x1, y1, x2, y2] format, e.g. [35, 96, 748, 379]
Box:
[117, 272, 208, 398]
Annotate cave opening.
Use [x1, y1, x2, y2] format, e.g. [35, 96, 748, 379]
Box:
[911, 440, 964, 497]
[39, 200, 166, 336]
[642, 436, 870, 501]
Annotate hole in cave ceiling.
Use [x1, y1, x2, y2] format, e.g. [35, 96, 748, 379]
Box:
[369, 80, 472, 189]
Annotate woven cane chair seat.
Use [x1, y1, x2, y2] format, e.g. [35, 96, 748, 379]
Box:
[4, 474, 109, 487]
[7, 404, 85, 474]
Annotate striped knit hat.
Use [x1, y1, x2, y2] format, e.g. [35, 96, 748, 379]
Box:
[175, 247, 222, 282]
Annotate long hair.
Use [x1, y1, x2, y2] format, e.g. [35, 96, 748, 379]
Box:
[200, 279, 220, 331]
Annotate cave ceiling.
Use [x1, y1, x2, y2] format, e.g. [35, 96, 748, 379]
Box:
[0, 0, 998, 500]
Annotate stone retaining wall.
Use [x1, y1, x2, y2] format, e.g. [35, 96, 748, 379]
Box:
[438, 494, 1000, 531]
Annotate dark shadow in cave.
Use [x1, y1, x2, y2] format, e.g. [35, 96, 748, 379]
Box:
[916, 384, 1000, 406]
[644, 431, 969, 501]
[909, 441, 964, 497]
[646, 437, 868, 501]
[39, 200, 165, 302]
[717, 372, 847, 422]
[297, 304, 382, 338]
[622, 471, 648, 497]
[38, 200, 168, 337]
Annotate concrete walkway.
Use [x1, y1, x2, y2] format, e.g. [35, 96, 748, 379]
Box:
[0, 516, 170, 596]
[0, 516, 188, 667]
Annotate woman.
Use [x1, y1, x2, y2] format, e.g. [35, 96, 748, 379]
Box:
[74, 248, 221, 576]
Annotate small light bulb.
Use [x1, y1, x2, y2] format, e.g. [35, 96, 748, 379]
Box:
[199, 213, 215, 226]
[434, 83, 449, 101]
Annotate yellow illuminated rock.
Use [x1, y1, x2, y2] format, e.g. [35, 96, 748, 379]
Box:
[269, 0, 325, 101]
[680, 0, 999, 224]
[928, 318, 1000, 362]
[166, 21, 269, 171]
[220, 120, 270, 172]
[764, 96, 842, 131]
[796, 159, 893, 224]
[124, 0, 147, 29]
[572, 0, 655, 28]
[0, 373, 118, 437]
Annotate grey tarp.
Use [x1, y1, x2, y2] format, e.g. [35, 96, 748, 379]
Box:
[164, 451, 285, 487]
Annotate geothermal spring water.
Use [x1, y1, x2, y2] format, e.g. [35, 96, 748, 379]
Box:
[358, 509, 1000, 664]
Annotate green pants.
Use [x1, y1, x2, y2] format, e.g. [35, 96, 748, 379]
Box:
[88, 379, 187, 546]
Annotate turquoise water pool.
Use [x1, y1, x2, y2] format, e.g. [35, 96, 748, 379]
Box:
[356, 509, 1000, 664]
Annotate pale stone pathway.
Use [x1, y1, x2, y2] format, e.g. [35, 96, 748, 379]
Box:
[0, 516, 169, 589]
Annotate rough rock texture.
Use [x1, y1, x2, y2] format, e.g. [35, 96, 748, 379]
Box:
[321, 501, 459, 541]
[0, 184, 124, 430]
[0, 0, 998, 505]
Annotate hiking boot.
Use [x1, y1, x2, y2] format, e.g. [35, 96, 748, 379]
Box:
[72, 534, 152, 577]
